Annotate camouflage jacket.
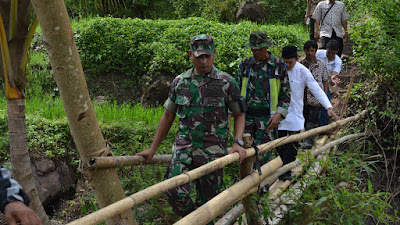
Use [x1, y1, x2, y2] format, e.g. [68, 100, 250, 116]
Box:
[300, 58, 329, 107]
[0, 166, 30, 213]
[164, 65, 242, 151]
[236, 53, 290, 117]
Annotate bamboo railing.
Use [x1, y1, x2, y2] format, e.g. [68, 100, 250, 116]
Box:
[181, 133, 367, 225]
[67, 110, 367, 225]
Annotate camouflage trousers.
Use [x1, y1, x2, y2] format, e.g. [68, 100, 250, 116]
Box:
[165, 145, 225, 223]
[245, 115, 276, 164]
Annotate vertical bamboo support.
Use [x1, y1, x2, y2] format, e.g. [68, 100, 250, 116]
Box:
[239, 133, 264, 225]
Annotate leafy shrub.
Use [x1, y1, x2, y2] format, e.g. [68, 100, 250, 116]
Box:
[65, 0, 307, 24]
[65, 0, 174, 20]
[170, 0, 241, 22]
[73, 17, 308, 77]
[259, 0, 305, 24]
[26, 51, 58, 96]
[26, 116, 74, 159]
[349, 0, 400, 82]
[280, 143, 395, 224]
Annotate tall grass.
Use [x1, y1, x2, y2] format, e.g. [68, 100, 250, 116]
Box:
[94, 100, 165, 127]
[0, 95, 165, 128]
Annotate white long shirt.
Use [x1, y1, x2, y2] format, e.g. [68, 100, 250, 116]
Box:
[279, 62, 332, 131]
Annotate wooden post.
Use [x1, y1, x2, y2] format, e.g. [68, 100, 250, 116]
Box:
[239, 133, 264, 225]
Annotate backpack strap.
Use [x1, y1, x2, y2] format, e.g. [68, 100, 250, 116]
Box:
[321, 2, 335, 24]
[240, 57, 253, 99]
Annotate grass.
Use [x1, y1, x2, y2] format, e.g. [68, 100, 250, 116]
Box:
[0, 95, 165, 128]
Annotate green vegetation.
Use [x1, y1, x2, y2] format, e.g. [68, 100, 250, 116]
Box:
[71, 17, 307, 77]
[278, 145, 395, 224]
[346, 0, 400, 82]
[0, 95, 176, 161]
[64, 0, 305, 24]
[1, 0, 398, 222]
[344, 0, 400, 199]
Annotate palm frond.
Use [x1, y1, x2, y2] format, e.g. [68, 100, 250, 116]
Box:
[9, 0, 18, 41]
[21, 17, 38, 76]
[0, 13, 22, 99]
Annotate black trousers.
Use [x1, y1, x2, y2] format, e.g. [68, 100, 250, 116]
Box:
[277, 130, 299, 165]
[320, 30, 344, 57]
[304, 105, 321, 129]
[309, 18, 316, 41]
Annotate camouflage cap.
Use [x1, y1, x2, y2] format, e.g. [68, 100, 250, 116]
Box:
[244, 31, 272, 49]
[190, 34, 215, 57]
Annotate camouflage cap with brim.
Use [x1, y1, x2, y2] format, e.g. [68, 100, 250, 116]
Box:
[244, 31, 272, 49]
[190, 34, 215, 57]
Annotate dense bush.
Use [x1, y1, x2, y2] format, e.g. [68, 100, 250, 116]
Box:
[170, 0, 242, 22]
[344, 0, 400, 181]
[73, 17, 308, 77]
[65, 0, 307, 24]
[279, 144, 395, 224]
[258, 0, 304, 24]
[346, 0, 400, 82]
[65, 0, 176, 19]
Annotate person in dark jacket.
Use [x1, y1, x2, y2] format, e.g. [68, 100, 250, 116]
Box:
[1, 166, 41, 225]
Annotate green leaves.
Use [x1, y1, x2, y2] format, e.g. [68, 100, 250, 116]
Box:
[74, 17, 308, 78]
[349, 0, 400, 81]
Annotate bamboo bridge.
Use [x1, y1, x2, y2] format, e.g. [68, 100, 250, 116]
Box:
[66, 106, 368, 225]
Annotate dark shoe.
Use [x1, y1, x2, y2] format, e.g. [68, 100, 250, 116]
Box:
[279, 171, 292, 181]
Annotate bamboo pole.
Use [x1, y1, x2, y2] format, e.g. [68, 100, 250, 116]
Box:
[268, 134, 367, 224]
[312, 133, 366, 157]
[269, 157, 326, 225]
[67, 112, 367, 225]
[254, 110, 367, 157]
[215, 203, 245, 225]
[90, 110, 365, 170]
[263, 135, 329, 193]
[214, 134, 365, 225]
[67, 149, 249, 225]
[175, 158, 283, 225]
[239, 134, 264, 225]
[88, 154, 172, 168]
[216, 134, 339, 225]
[269, 153, 327, 222]
[331, 76, 355, 156]
[338, 76, 355, 124]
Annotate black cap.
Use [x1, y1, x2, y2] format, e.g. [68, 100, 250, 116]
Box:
[282, 46, 298, 59]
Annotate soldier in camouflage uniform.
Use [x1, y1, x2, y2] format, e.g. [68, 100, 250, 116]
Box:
[236, 31, 291, 164]
[137, 34, 247, 221]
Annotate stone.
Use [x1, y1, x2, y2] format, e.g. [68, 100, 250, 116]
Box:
[32, 157, 77, 206]
[34, 158, 55, 176]
[140, 75, 174, 107]
[35, 170, 62, 206]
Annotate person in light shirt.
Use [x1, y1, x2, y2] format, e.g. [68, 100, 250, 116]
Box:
[277, 46, 339, 180]
[300, 40, 330, 148]
[315, 39, 342, 126]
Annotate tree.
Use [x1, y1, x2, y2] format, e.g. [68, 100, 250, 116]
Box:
[29, 0, 137, 224]
[0, 1, 50, 224]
